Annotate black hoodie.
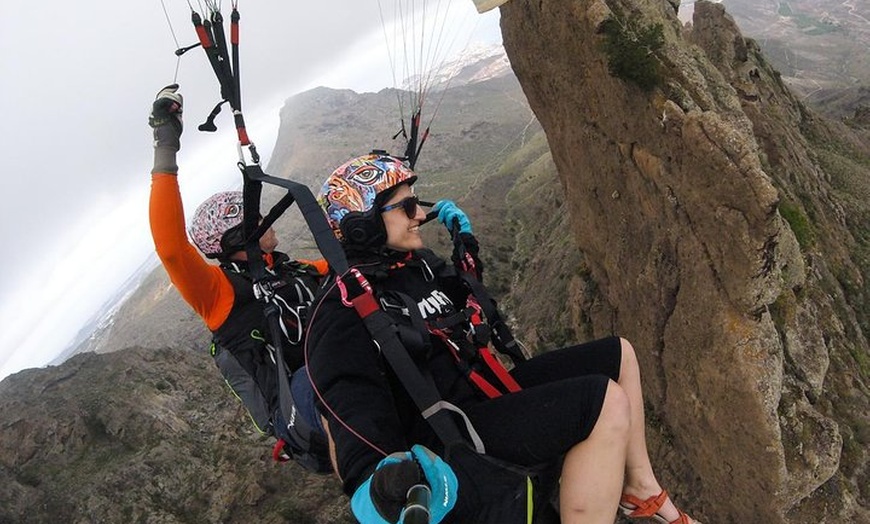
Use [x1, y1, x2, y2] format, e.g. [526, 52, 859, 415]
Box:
[305, 248, 481, 494]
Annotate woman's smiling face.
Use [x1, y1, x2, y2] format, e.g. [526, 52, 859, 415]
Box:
[381, 183, 426, 252]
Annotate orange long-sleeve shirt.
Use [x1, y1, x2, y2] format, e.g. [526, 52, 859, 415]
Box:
[149, 173, 330, 331]
[150, 173, 236, 330]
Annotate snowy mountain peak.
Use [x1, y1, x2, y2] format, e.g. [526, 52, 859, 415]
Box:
[402, 43, 511, 91]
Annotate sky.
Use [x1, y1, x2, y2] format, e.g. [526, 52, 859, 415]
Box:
[0, 1, 501, 381]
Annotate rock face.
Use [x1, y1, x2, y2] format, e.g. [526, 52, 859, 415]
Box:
[500, 1, 869, 522]
[0, 347, 351, 524]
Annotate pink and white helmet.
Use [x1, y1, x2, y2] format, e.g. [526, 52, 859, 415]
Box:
[188, 191, 245, 257]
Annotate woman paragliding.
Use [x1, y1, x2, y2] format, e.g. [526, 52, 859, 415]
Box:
[305, 153, 702, 524]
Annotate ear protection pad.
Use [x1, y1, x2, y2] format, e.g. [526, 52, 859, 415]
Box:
[340, 210, 387, 247]
[219, 223, 246, 255]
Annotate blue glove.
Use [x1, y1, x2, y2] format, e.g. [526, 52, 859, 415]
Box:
[433, 200, 472, 235]
[351, 445, 458, 524]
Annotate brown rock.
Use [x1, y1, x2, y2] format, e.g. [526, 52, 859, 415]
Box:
[500, 0, 869, 522]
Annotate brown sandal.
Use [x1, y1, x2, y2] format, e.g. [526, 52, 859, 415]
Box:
[619, 490, 698, 524]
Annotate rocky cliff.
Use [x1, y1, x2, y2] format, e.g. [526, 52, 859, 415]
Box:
[0, 347, 351, 523]
[500, 0, 869, 522]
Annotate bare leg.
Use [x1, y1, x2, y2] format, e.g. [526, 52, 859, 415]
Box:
[321, 416, 342, 481]
[618, 338, 696, 523]
[560, 380, 630, 524]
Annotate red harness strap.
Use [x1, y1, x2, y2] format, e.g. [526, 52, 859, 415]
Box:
[430, 326, 521, 400]
[338, 268, 380, 318]
[465, 295, 522, 395]
[341, 263, 523, 401]
[272, 439, 290, 462]
[478, 347, 521, 393]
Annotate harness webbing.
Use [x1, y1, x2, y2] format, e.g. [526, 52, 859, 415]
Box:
[241, 164, 348, 273]
[428, 306, 521, 399]
[373, 254, 524, 401]
[450, 227, 527, 366]
[181, 4, 347, 463]
[240, 164, 348, 443]
[479, 347, 522, 393]
[338, 269, 486, 454]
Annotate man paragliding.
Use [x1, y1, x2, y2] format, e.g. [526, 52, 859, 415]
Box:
[147, 84, 332, 473]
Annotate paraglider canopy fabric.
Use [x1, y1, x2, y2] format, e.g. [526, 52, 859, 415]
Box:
[471, 0, 511, 13]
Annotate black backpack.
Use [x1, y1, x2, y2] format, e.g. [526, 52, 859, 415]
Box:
[210, 257, 332, 474]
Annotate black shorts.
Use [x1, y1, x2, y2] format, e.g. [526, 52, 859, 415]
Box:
[463, 336, 622, 466]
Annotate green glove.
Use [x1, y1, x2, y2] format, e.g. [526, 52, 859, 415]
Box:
[149, 84, 183, 174]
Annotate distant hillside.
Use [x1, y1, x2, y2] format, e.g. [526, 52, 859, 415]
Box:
[0, 347, 351, 524]
[805, 85, 870, 122]
[710, 0, 870, 120]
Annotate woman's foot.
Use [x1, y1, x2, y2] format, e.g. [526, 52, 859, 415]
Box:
[619, 490, 702, 524]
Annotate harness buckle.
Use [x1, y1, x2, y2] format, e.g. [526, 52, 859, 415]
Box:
[253, 280, 276, 302]
[337, 268, 374, 308]
[469, 322, 491, 347]
[419, 257, 435, 282]
[380, 296, 410, 317]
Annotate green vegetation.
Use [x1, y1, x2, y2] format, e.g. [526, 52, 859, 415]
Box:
[804, 126, 870, 338]
[778, 200, 815, 249]
[849, 342, 870, 380]
[778, 1, 840, 36]
[599, 14, 665, 92]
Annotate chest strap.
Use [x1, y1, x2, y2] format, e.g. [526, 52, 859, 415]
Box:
[338, 268, 486, 454]
[388, 289, 522, 400]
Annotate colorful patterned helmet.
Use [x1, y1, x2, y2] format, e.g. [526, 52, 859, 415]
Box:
[188, 190, 245, 258]
[318, 154, 417, 245]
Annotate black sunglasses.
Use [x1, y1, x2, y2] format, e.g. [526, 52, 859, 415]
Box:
[381, 195, 422, 219]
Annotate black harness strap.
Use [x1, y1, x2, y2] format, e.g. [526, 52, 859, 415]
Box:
[338, 269, 486, 454]
[447, 227, 527, 366]
[240, 164, 348, 446]
[242, 164, 348, 272]
[459, 272, 525, 365]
